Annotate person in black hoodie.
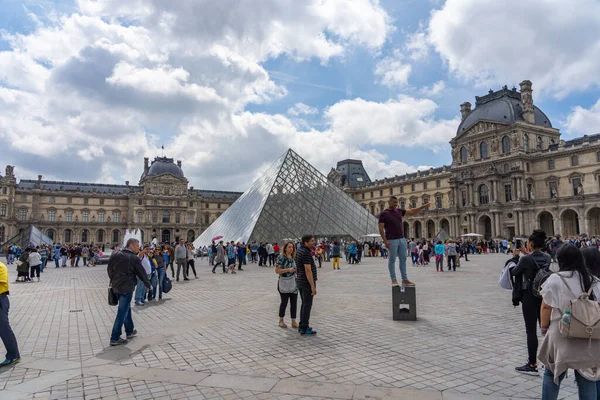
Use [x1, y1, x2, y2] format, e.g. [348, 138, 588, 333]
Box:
[511, 229, 551, 375]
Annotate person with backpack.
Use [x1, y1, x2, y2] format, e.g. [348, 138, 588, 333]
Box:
[511, 229, 552, 375]
[538, 244, 600, 399]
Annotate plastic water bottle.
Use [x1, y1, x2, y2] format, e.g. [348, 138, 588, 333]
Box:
[562, 310, 571, 325]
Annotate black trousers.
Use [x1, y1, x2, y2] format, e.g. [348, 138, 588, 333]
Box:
[259, 255, 267, 266]
[169, 262, 175, 277]
[268, 254, 276, 266]
[298, 284, 315, 331]
[447, 255, 456, 271]
[278, 292, 298, 319]
[30, 265, 40, 278]
[186, 259, 197, 277]
[521, 291, 542, 365]
[237, 256, 244, 270]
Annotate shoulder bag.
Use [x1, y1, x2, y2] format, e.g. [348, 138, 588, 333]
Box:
[277, 257, 297, 294]
[108, 285, 119, 306]
[556, 275, 600, 345]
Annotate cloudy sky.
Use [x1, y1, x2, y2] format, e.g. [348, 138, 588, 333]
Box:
[1, 0, 600, 191]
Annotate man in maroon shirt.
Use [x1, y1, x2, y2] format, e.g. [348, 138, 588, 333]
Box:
[378, 196, 431, 286]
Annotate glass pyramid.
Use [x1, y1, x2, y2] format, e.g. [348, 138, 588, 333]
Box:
[193, 149, 379, 246]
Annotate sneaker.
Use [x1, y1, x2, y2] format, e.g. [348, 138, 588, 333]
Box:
[300, 327, 317, 335]
[401, 280, 415, 287]
[158, 295, 162, 300]
[110, 338, 127, 346]
[184, 278, 190, 281]
[515, 363, 538, 375]
[0, 358, 21, 367]
[126, 329, 138, 339]
[134, 301, 145, 306]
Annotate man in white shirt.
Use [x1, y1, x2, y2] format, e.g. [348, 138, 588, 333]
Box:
[134, 246, 153, 306]
[266, 242, 275, 266]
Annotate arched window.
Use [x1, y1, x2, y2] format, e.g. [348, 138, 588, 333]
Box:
[523, 134, 529, 152]
[460, 146, 467, 163]
[478, 184, 489, 205]
[502, 136, 510, 154]
[0, 226, 4, 243]
[537, 136, 543, 150]
[479, 141, 488, 159]
[97, 229, 105, 243]
[64, 229, 72, 243]
[113, 229, 120, 243]
[81, 230, 89, 243]
[162, 211, 170, 223]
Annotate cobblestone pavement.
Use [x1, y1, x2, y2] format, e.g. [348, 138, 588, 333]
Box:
[0, 253, 580, 399]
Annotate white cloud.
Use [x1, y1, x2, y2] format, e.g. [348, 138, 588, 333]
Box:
[420, 80, 445, 96]
[405, 30, 429, 62]
[374, 49, 412, 88]
[428, 0, 600, 98]
[287, 102, 318, 116]
[565, 99, 600, 136]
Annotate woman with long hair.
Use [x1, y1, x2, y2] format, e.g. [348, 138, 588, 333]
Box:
[581, 247, 600, 279]
[275, 242, 298, 329]
[538, 244, 600, 399]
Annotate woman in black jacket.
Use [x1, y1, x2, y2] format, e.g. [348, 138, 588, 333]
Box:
[511, 229, 551, 375]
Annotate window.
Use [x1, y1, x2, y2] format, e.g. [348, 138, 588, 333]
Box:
[100, 199, 104, 205]
[115, 199, 120, 206]
[460, 146, 467, 163]
[478, 184, 489, 205]
[361, 193, 365, 200]
[549, 181, 558, 198]
[113, 212, 119, 222]
[370, 205, 375, 215]
[0, 226, 3, 243]
[389, 188, 393, 195]
[400, 201, 405, 209]
[46, 229, 54, 241]
[162, 211, 170, 223]
[164, 187, 170, 195]
[190, 202, 194, 207]
[423, 182, 428, 190]
[523, 134, 529, 152]
[113, 230, 120, 243]
[188, 213, 194, 224]
[526, 162, 530, 172]
[83, 211, 89, 222]
[571, 155, 579, 166]
[81, 230, 88, 243]
[153, 200, 158, 206]
[461, 190, 467, 206]
[84, 198, 88, 205]
[537, 136, 543, 150]
[527, 183, 534, 200]
[66, 211, 72, 222]
[137, 211, 143, 223]
[422, 195, 430, 205]
[204, 214, 209, 224]
[205, 203, 209, 208]
[370, 192, 373, 198]
[50, 196, 55, 203]
[597, 151, 600, 162]
[436, 195, 443, 209]
[572, 177, 582, 196]
[217, 203, 221, 209]
[436, 179, 441, 188]
[410, 199, 417, 208]
[1, 187, 6, 195]
[98, 212, 105, 222]
[411, 183, 415, 191]
[97, 230, 104, 242]
[64, 229, 72, 243]
[152, 212, 158, 224]
[400, 186, 404, 194]
[138, 199, 142, 206]
[480, 141, 488, 158]
[548, 160, 555, 170]
[21, 194, 27, 201]
[19, 208, 27, 221]
[502, 136, 510, 154]
[176, 200, 181, 207]
[176, 213, 181, 223]
[67, 197, 72, 204]
[504, 184, 512, 202]
[48, 210, 55, 221]
[0, 203, 6, 217]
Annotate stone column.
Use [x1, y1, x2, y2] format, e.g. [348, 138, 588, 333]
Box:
[496, 212, 502, 237]
[489, 179, 495, 202]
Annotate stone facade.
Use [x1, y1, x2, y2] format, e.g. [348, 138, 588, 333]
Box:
[343, 81, 600, 240]
[0, 157, 241, 245]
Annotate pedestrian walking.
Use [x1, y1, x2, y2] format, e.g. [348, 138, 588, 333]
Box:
[434, 241, 445, 272]
[152, 248, 167, 300]
[446, 240, 458, 271]
[212, 241, 226, 273]
[135, 246, 153, 306]
[0, 260, 20, 366]
[332, 241, 341, 270]
[107, 239, 151, 346]
[174, 239, 189, 281]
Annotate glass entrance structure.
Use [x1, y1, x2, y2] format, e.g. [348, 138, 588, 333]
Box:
[193, 149, 379, 246]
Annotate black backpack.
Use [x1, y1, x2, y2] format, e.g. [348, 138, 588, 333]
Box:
[530, 257, 551, 298]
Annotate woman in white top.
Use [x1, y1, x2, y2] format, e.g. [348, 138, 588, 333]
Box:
[538, 244, 600, 399]
[28, 248, 42, 282]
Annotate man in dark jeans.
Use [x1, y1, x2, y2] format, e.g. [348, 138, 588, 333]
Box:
[295, 235, 318, 335]
[107, 238, 151, 346]
[511, 229, 551, 375]
[0, 260, 20, 366]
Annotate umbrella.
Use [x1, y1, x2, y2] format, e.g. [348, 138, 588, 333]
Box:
[212, 235, 223, 241]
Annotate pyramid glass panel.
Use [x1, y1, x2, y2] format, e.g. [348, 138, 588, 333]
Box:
[193, 149, 379, 246]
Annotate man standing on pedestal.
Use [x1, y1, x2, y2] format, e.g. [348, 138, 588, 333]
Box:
[379, 196, 431, 286]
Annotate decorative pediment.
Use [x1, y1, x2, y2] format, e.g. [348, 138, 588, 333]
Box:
[567, 172, 584, 183]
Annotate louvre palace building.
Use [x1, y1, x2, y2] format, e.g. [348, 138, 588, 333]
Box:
[330, 80, 600, 240]
[0, 157, 241, 245]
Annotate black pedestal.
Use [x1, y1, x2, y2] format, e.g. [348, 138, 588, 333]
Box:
[392, 285, 417, 321]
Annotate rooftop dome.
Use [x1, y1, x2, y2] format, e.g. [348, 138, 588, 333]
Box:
[141, 157, 184, 181]
[457, 85, 552, 135]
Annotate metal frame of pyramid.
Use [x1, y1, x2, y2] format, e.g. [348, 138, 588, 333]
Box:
[193, 149, 379, 246]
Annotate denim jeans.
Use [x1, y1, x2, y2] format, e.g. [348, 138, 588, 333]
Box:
[542, 367, 599, 400]
[75, 256, 80, 266]
[387, 238, 408, 282]
[110, 292, 134, 342]
[54, 257, 59, 268]
[61, 255, 67, 267]
[156, 268, 166, 298]
[40, 258, 47, 272]
[0, 296, 20, 360]
[7, 254, 14, 264]
[148, 270, 158, 300]
[134, 274, 150, 303]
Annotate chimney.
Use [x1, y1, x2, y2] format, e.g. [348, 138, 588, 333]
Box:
[177, 160, 182, 168]
[144, 157, 149, 174]
[460, 102, 471, 121]
[38, 175, 42, 182]
[519, 80, 534, 124]
[125, 180, 129, 186]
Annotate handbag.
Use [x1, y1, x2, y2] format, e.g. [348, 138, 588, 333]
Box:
[278, 274, 297, 294]
[108, 286, 118, 306]
[16, 260, 22, 267]
[162, 276, 172, 293]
